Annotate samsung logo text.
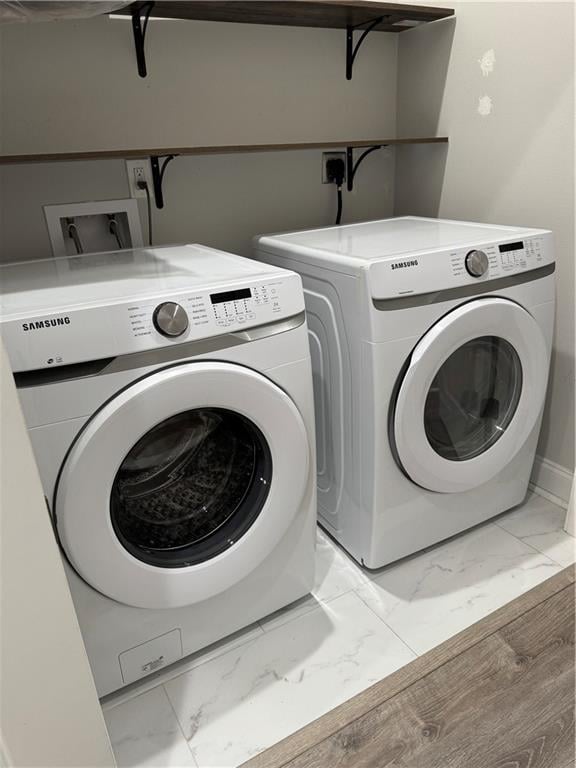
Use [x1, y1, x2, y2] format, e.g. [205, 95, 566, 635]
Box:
[22, 317, 71, 331]
[391, 260, 419, 270]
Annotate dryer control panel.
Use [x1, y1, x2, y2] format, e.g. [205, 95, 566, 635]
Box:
[450, 238, 547, 280]
[369, 231, 554, 301]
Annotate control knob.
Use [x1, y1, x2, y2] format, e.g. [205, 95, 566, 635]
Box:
[465, 249, 489, 278]
[153, 302, 189, 337]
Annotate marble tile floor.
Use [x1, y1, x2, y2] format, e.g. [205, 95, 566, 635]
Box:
[102, 491, 575, 768]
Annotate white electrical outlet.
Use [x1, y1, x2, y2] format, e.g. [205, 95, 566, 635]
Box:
[126, 160, 151, 199]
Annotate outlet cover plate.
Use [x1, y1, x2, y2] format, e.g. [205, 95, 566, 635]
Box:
[126, 159, 151, 198]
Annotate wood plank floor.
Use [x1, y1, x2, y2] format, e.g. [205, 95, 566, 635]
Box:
[244, 566, 575, 768]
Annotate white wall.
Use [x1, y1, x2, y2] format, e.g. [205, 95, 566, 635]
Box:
[395, 1, 575, 473]
[0, 14, 398, 262]
[0, 342, 115, 767]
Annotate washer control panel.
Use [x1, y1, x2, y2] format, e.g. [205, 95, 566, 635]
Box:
[1, 272, 304, 373]
[125, 278, 295, 343]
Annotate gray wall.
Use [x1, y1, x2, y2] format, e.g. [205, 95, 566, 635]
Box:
[395, 2, 575, 474]
[0, 14, 397, 261]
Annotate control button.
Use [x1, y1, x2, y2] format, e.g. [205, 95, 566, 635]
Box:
[153, 302, 189, 337]
[465, 249, 489, 278]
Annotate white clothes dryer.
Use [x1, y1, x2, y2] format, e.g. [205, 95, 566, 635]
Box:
[254, 217, 555, 568]
[0, 244, 316, 696]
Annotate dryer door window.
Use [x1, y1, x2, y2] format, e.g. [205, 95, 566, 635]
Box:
[392, 298, 550, 493]
[110, 409, 272, 568]
[55, 362, 310, 609]
[424, 336, 522, 461]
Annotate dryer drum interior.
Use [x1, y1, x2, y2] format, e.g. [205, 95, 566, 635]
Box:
[110, 408, 273, 568]
[424, 335, 523, 461]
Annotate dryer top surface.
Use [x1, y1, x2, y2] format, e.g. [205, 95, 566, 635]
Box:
[256, 217, 550, 268]
[0, 244, 288, 317]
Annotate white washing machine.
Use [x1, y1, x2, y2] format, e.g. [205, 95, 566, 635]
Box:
[0, 244, 316, 696]
[254, 217, 555, 568]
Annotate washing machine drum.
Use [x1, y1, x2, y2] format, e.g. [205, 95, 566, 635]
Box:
[55, 362, 310, 609]
[391, 298, 550, 493]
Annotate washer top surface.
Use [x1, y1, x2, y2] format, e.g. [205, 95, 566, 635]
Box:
[0, 244, 287, 318]
[257, 217, 549, 265]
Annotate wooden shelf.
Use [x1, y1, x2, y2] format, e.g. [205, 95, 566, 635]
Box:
[0, 137, 448, 165]
[124, 2, 454, 79]
[120, 2, 454, 33]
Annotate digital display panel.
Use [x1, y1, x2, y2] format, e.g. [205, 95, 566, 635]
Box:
[210, 288, 252, 305]
[499, 241, 524, 253]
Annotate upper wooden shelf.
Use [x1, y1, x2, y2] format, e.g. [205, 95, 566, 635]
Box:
[122, 2, 454, 79]
[0, 137, 448, 165]
[123, 1, 454, 33]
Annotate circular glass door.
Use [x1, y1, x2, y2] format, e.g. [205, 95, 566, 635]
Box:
[55, 362, 310, 609]
[111, 409, 272, 568]
[392, 298, 550, 493]
[424, 336, 522, 461]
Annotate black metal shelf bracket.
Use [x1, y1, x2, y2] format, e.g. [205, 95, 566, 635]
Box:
[131, 1, 155, 78]
[150, 154, 176, 208]
[346, 145, 385, 191]
[346, 16, 387, 80]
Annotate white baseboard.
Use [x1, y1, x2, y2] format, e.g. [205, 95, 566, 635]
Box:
[530, 455, 573, 509]
[528, 483, 569, 510]
[566, 482, 575, 536]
